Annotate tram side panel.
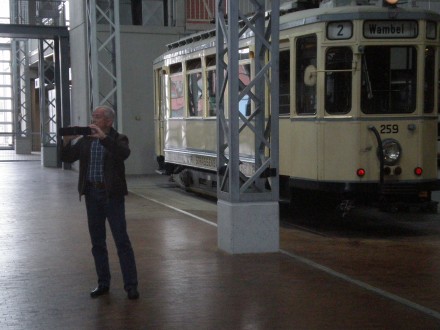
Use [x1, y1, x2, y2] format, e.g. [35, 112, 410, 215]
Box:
[322, 121, 361, 183]
[421, 119, 438, 177]
[278, 117, 292, 177]
[287, 121, 319, 182]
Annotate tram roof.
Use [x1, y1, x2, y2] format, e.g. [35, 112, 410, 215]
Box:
[279, 4, 440, 30]
[153, 4, 440, 65]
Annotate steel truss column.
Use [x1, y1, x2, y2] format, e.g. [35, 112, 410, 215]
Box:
[12, 1, 32, 154]
[55, 35, 71, 168]
[12, 40, 31, 140]
[87, 0, 122, 127]
[216, 0, 280, 253]
[216, 0, 279, 202]
[38, 36, 70, 163]
[39, 38, 70, 168]
[10, 0, 70, 167]
[38, 39, 57, 148]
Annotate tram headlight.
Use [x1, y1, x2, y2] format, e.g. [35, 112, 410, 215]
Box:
[381, 139, 402, 166]
[383, 0, 399, 6]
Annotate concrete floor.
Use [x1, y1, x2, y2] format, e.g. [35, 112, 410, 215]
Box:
[0, 161, 440, 329]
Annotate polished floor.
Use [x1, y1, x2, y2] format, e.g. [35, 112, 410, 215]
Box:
[1, 161, 440, 329]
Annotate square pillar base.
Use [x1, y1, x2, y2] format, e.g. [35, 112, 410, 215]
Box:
[41, 145, 58, 167]
[15, 137, 32, 154]
[217, 200, 279, 254]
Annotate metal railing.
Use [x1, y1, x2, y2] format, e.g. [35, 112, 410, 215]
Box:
[186, 0, 216, 24]
[12, 0, 68, 26]
[184, 0, 440, 26]
[185, 0, 294, 25]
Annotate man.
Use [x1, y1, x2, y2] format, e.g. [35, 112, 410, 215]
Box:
[61, 105, 139, 300]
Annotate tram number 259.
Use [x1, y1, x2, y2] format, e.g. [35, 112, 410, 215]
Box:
[380, 124, 399, 134]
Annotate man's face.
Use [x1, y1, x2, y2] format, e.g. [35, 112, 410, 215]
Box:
[92, 109, 112, 131]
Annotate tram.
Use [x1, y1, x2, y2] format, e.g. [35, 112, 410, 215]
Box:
[153, 0, 440, 213]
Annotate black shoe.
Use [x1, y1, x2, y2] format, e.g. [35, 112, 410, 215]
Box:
[127, 287, 139, 300]
[90, 286, 109, 298]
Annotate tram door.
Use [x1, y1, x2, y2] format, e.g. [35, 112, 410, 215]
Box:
[154, 68, 165, 161]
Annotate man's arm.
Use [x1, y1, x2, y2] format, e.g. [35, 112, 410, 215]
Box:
[60, 136, 82, 163]
[100, 133, 130, 161]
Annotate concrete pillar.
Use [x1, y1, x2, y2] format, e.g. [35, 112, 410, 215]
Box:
[15, 137, 32, 154]
[217, 200, 279, 254]
[41, 145, 58, 167]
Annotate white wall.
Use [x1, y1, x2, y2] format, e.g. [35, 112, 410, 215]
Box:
[69, 0, 90, 128]
[119, 26, 184, 174]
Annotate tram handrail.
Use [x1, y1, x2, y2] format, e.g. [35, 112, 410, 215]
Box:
[368, 126, 384, 185]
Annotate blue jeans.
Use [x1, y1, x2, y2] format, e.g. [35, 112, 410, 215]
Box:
[85, 187, 138, 290]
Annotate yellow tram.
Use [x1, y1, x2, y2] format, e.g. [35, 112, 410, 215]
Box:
[153, 0, 440, 212]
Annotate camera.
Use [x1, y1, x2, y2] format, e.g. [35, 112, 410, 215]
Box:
[59, 126, 92, 136]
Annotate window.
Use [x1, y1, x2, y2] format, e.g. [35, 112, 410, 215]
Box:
[169, 63, 184, 118]
[186, 59, 203, 117]
[0, 46, 12, 148]
[424, 46, 435, 113]
[206, 55, 216, 117]
[207, 70, 216, 116]
[187, 71, 203, 116]
[154, 68, 165, 119]
[296, 35, 317, 115]
[325, 47, 352, 114]
[279, 50, 290, 115]
[361, 46, 417, 114]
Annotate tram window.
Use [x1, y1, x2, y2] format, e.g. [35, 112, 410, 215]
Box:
[170, 63, 182, 74]
[187, 71, 204, 117]
[154, 69, 162, 118]
[427, 21, 437, 40]
[424, 47, 435, 113]
[207, 70, 216, 116]
[296, 35, 317, 115]
[361, 46, 416, 114]
[170, 70, 184, 118]
[160, 72, 167, 119]
[325, 47, 352, 114]
[239, 63, 251, 116]
[239, 48, 250, 61]
[206, 55, 216, 67]
[205, 55, 217, 117]
[186, 58, 202, 70]
[279, 50, 290, 115]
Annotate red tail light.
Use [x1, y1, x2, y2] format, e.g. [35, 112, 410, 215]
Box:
[357, 168, 366, 177]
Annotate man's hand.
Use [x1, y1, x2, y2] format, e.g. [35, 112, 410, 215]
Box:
[89, 124, 107, 140]
[63, 135, 79, 146]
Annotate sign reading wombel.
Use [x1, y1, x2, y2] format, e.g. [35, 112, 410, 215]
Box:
[364, 20, 418, 38]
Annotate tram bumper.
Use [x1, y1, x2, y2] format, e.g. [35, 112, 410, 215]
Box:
[290, 178, 440, 213]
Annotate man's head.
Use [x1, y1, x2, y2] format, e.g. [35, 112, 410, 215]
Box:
[92, 105, 115, 132]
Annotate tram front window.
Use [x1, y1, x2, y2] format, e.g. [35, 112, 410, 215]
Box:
[424, 46, 435, 113]
[361, 46, 417, 114]
[296, 35, 317, 115]
[325, 47, 352, 114]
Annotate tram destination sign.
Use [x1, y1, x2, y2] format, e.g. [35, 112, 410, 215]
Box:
[364, 20, 418, 38]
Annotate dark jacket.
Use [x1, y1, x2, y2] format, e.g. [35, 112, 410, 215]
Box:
[61, 127, 130, 197]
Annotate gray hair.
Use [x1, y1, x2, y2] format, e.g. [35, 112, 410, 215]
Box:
[94, 105, 115, 121]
